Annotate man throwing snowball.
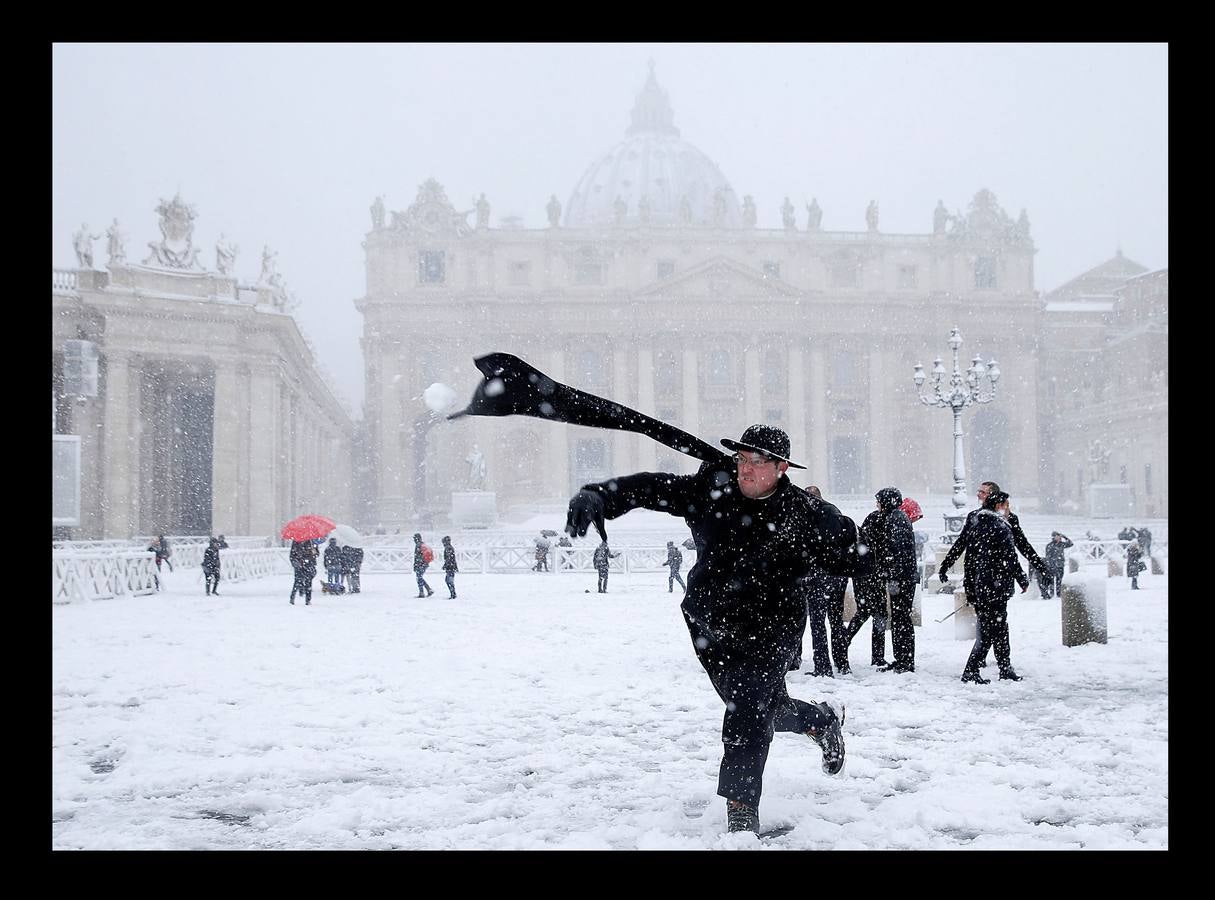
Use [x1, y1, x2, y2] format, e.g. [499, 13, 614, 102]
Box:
[566, 424, 859, 834]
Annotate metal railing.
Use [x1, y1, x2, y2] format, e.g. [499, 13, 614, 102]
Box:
[357, 545, 696, 575]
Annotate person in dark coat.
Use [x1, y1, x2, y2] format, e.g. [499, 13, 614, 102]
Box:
[1136, 527, 1152, 558]
[592, 540, 620, 593]
[793, 486, 850, 677]
[533, 537, 550, 572]
[289, 539, 317, 605]
[441, 535, 459, 598]
[940, 481, 1050, 602]
[202, 537, 222, 596]
[940, 490, 1029, 683]
[1040, 531, 1073, 598]
[146, 534, 172, 590]
[666, 541, 686, 593]
[323, 538, 343, 592]
[1126, 538, 1145, 590]
[845, 487, 918, 673]
[338, 543, 360, 594]
[565, 424, 855, 834]
[347, 545, 364, 594]
[413, 533, 434, 597]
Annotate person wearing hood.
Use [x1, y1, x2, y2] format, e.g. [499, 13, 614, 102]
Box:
[845, 488, 919, 673]
[565, 424, 856, 835]
[665, 540, 686, 593]
[441, 535, 459, 599]
[289, 539, 317, 605]
[940, 490, 1029, 683]
[201, 537, 222, 596]
[1040, 531, 1073, 599]
[592, 540, 621, 593]
[413, 533, 434, 598]
[323, 537, 343, 593]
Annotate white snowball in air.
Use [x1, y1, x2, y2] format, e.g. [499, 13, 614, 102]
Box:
[423, 382, 458, 413]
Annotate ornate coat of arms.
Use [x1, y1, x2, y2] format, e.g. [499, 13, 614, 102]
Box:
[144, 193, 204, 269]
[389, 179, 472, 238]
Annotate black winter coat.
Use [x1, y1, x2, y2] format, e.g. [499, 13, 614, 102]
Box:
[290, 541, 317, 577]
[443, 545, 458, 573]
[859, 506, 918, 583]
[943, 507, 1047, 592]
[202, 545, 221, 575]
[1044, 536, 1073, 573]
[581, 461, 859, 647]
[957, 510, 1028, 600]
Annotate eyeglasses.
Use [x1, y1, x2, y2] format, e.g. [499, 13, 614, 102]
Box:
[733, 452, 778, 468]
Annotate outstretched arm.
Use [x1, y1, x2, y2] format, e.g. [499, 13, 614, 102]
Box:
[567, 470, 704, 541]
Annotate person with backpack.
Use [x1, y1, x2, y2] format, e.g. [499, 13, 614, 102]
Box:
[413, 533, 435, 597]
[289, 539, 317, 605]
[666, 540, 686, 593]
[323, 537, 343, 593]
[593, 540, 621, 593]
[202, 537, 222, 596]
[442, 535, 459, 598]
[146, 535, 172, 590]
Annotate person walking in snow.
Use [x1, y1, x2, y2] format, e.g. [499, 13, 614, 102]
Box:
[202, 537, 223, 596]
[592, 540, 620, 593]
[441, 535, 459, 598]
[1040, 531, 1073, 599]
[566, 424, 856, 834]
[147, 534, 172, 590]
[1126, 537, 1145, 590]
[289, 539, 317, 605]
[323, 537, 343, 593]
[939, 490, 1029, 683]
[666, 540, 686, 593]
[793, 486, 851, 677]
[413, 533, 435, 598]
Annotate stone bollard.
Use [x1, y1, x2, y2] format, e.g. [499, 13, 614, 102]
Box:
[953, 589, 977, 641]
[1061, 573, 1107, 646]
[1068, 556, 1080, 573]
[1150, 556, 1165, 575]
[1107, 557, 1123, 577]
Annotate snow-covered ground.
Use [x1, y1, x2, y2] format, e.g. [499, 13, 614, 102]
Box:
[52, 564, 1167, 849]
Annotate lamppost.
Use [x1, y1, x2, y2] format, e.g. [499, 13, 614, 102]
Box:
[913, 326, 1000, 543]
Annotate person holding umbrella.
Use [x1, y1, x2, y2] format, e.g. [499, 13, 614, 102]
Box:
[289, 539, 317, 605]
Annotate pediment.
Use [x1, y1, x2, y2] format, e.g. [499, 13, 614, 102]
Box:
[636, 256, 801, 299]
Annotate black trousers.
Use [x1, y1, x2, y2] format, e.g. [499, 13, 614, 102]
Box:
[886, 578, 917, 667]
[684, 608, 830, 807]
[445, 571, 457, 596]
[797, 575, 849, 673]
[669, 569, 686, 592]
[963, 594, 1013, 675]
[291, 570, 313, 602]
[597, 569, 609, 592]
[204, 571, 220, 593]
[845, 576, 888, 663]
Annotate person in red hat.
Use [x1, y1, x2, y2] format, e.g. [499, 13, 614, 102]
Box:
[566, 424, 859, 835]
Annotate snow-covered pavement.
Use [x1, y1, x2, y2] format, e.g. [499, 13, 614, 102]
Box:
[52, 567, 1167, 849]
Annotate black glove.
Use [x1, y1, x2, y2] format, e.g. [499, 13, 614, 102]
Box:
[939, 570, 949, 584]
[566, 490, 607, 542]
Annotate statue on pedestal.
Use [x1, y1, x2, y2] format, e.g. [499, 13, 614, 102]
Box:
[742, 195, 757, 227]
[546, 194, 561, 228]
[465, 445, 487, 490]
[143, 193, 203, 269]
[105, 218, 126, 267]
[781, 196, 796, 231]
[215, 233, 238, 275]
[866, 200, 879, 232]
[73, 223, 101, 269]
[370, 195, 386, 230]
[713, 189, 727, 226]
[258, 245, 278, 285]
[933, 199, 948, 235]
[805, 198, 822, 231]
[476, 193, 491, 229]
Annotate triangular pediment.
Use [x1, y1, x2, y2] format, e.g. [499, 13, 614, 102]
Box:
[1047, 252, 1149, 299]
[636, 255, 801, 299]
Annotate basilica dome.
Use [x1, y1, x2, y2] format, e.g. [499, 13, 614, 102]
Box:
[564, 65, 743, 229]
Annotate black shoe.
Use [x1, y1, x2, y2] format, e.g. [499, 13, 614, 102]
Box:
[836, 663, 852, 675]
[879, 661, 915, 673]
[806, 701, 846, 775]
[806, 669, 834, 678]
[305, 599, 311, 605]
[870, 658, 888, 667]
[726, 800, 760, 834]
[427, 590, 434, 597]
[417, 594, 425, 598]
[999, 670, 1024, 681]
[212, 592, 219, 596]
[289, 599, 295, 605]
[961, 671, 990, 684]
[787, 657, 802, 672]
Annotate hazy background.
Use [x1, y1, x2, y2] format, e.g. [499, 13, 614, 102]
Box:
[52, 42, 1168, 414]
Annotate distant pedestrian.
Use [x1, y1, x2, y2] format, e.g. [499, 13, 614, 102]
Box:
[442, 535, 459, 598]
[340, 543, 361, 594]
[146, 534, 173, 590]
[202, 537, 222, 596]
[1126, 538, 1145, 590]
[845, 487, 918, 673]
[1040, 531, 1072, 599]
[413, 533, 435, 597]
[323, 537, 343, 593]
[592, 540, 620, 593]
[533, 536, 550, 572]
[666, 541, 686, 593]
[289, 539, 317, 605]
[558, 534, 573, 569]
[1136, 526, 1153, 558]
[347, 545, 363, 594]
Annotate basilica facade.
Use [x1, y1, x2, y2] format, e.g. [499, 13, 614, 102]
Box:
[358, 68, 1054, 527]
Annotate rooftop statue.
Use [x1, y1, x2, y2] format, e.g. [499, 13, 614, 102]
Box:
[73, 223, 102, 269]
[805, 198, 822, 231]
[546, 194, 561, 228]
[105, 218, 126, 267]
[144, 193, 203, 269]
[781, 196, 796, 231]
[215, 233, 238, 276]
[477, 193, 491, 229]
[370, 195, 386, 230]
[742, 195, 757, 228]
[866, 200, 879, 232]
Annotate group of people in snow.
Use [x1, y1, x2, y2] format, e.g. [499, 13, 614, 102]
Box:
[321, 538, 365, 595]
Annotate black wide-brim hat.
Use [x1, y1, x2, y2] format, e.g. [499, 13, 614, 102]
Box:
[720, 424, 806, 469]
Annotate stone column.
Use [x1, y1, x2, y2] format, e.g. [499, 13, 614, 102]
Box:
[809, 342, 827, 485]
[682, 349, 699, 440]
[102, 350, 137, 537]
[248, 363, 280, 537]
[744, 342, 761, 424]
[868, 351, 885, 487]
[788, 343, 808, 485]
[636, 346, 656, 471]
[211, 361, 241, 535]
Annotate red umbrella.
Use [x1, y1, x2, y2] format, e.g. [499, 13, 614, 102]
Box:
[899, 498, 923, 523]
[281, 514, 337, 542]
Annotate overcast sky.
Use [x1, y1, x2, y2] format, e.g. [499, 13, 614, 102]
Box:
[52, 42, 1168, 413]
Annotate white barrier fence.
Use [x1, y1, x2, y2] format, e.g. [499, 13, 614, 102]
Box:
[358, 545, 697, 575]
[52, 552, 159, 604]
